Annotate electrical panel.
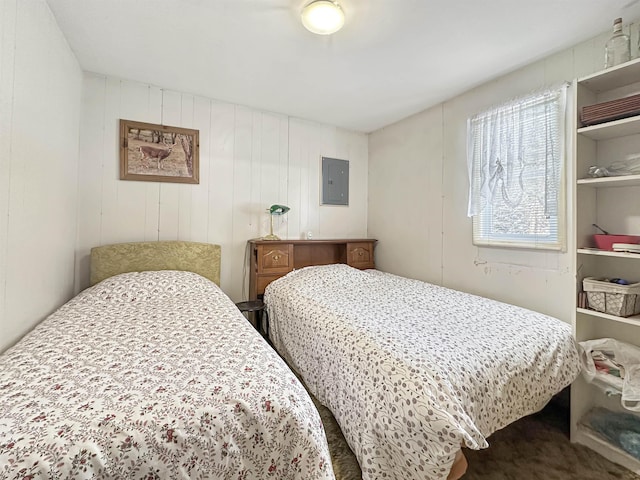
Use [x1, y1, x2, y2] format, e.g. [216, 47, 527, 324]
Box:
[322, 157, 349, 206]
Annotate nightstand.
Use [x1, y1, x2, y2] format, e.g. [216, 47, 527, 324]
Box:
[236, 300, 268, 337]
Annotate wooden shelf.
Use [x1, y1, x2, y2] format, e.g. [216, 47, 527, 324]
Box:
[577, 115, 640, 140]
[577, 248, 640, 259]
[578, 58, 640, 92]
[577, 307, 640, 326]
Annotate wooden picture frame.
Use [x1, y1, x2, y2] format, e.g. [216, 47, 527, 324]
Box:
[119, 119, 199, 184]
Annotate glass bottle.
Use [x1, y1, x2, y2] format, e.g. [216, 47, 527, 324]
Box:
[605, 17, 630, 68]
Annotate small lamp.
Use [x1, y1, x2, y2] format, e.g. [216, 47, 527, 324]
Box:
[263, 204, 290, 240]
[301, 0, 345, 35]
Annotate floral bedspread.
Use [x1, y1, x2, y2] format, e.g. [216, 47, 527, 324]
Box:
[0, 271, 334, 480]
[265, 264, 581, 480]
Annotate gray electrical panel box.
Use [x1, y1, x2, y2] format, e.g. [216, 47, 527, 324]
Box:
[321, 157, 349, 206]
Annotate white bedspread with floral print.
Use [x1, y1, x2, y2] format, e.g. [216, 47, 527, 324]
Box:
[265, 264, 581, 480]
[0, 271, 334, 480]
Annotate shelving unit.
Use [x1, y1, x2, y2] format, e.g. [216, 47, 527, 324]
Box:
[571, 58, 640, 473]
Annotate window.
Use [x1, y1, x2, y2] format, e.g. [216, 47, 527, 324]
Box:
[467, 85, 568, 250]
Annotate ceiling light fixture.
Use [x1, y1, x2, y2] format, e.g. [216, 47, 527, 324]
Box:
[301, 0, 345, 35]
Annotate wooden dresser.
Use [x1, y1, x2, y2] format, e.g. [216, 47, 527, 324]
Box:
[248, 239, 376, 300]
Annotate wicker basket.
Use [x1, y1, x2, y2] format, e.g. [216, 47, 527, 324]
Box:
[583, 277, 640, 317]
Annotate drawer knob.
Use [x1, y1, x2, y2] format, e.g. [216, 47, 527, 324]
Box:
[358, 251, 363, 256]
[273, 255, 281, 261]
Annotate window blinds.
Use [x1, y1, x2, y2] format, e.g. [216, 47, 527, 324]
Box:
[467, 84, 568, 250]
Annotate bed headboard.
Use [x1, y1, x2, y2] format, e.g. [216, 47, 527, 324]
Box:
[90, 241, 221, 286]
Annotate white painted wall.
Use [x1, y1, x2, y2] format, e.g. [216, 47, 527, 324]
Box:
[76, 74, 368, 301]
[368, 22, 640, 323]
[0, 0, 82, 352]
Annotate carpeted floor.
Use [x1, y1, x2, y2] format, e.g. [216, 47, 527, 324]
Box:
[308, 393, 640, 480]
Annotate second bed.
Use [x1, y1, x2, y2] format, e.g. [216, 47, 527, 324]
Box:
[264, 264, 581, 480]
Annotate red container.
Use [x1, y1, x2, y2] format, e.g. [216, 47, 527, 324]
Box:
[594, 234, 640, 251]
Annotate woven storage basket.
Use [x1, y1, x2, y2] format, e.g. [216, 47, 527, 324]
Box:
[583, 277, 640, 317]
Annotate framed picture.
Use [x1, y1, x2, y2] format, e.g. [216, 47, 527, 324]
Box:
[119, 119, 199, 184]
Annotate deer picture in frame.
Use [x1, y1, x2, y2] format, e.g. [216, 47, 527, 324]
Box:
[138, 138, 177, 170]
[119, 119, 199, 184]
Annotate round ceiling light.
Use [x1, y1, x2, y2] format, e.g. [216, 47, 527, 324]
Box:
[301, 0, 345, 35]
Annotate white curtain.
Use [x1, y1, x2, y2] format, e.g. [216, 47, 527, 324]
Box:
[467, 84, 568, 219]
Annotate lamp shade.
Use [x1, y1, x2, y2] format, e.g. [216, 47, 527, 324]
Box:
[301, 0, 345, 35]
[269, 204, 290, 215]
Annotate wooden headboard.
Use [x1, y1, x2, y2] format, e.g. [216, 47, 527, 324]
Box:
[90, 241, 221, 286]
[248, 239, 376, 299]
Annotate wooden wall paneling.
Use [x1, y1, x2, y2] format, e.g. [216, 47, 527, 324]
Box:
[0, 0, 16, 322]
[100, 77, 123, 246]
[306, 123, 325, 237]
[4, 1, 30, 341]
[250, 111, 263, 238]
[300, 119, 314, 239]
[190, 96, 212, 243]
[177, 94, 195, 240]
[319, 128, 346, 239]
[157, 89, 182, 241]
[144, 85, 162, 241]
[117, 81, 154, 243]
[344, 130, 369, 237]
[2, 0, 81, 351]
[75, 75, 107, 290]
[208, 101, 235, 293]
[230, 106, 253, 301]
[306, 121, 321, 237]
[323, 125, 338, 238]
[259, 113, 283, 239]
[286, 119, 302, 239]
[278, 115, 289, 210]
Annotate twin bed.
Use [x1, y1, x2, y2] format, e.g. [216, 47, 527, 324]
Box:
[0, 242, 333, 479]
[0, 241, 581, 480]
[264, 265, 581, 480]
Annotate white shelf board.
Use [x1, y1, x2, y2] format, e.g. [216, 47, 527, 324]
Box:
[577, 307, 640, 326]
[577, 174, 640, 187]
[578, 58, 640, 92]
[577, 248, 640, 258]
[575, 426, 640, 474]
[577, 115, 640, 140]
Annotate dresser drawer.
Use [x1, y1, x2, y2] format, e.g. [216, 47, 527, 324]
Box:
[347, 242, 375, 269]
[256, 244, 294, 274]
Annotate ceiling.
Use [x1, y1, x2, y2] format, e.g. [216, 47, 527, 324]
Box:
[46, 0, 640, 133]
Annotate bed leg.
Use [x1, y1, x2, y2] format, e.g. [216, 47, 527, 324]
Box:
[447, 450, 468, 480]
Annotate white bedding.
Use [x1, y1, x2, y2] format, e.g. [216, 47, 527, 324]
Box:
[0, 270, 334, 480]
[265, 264, 581, 480]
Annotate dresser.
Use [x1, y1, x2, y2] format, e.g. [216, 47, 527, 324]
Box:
[248, 239, 377, 300]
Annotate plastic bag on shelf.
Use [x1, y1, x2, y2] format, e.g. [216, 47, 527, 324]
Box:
[579, 338, 640, 411]
[588, 153, 640, 177]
